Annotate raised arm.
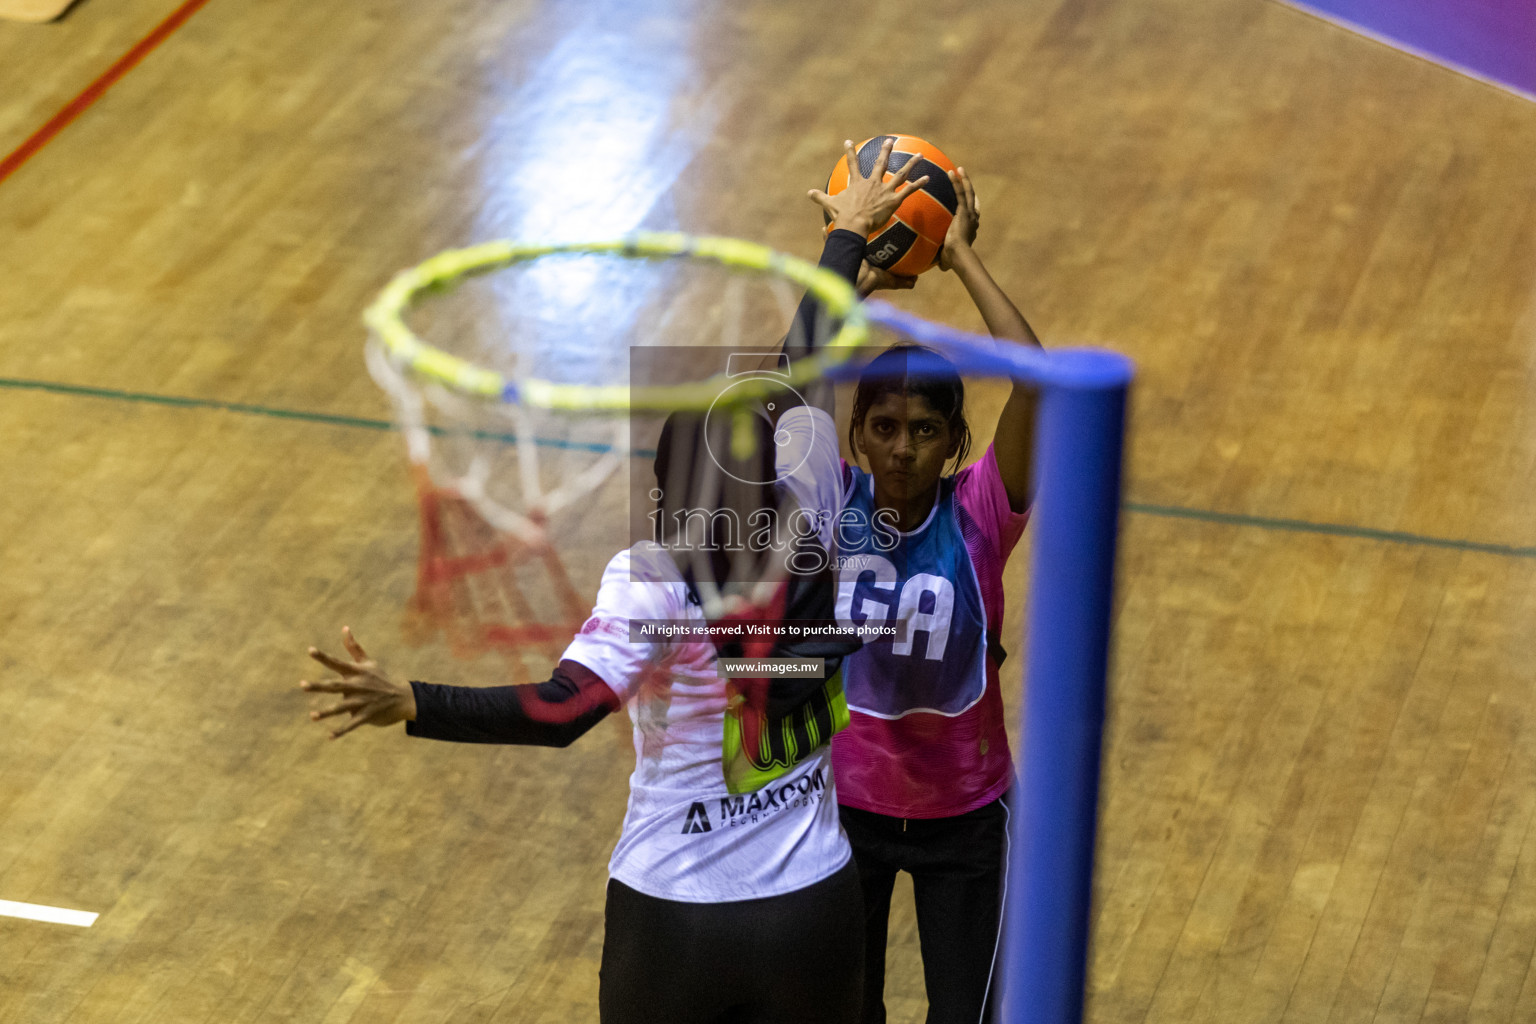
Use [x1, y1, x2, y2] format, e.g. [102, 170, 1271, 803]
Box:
[300, 627, 619, 747]
[940, 167, 1041, 512]
[773, 138, 928, 416]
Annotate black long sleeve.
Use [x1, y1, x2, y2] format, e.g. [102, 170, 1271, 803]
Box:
[782, 228, 866, 362]
[771, 228, 867, 419]
[780, 227, 866, 411]
[405, 659, 620, 748]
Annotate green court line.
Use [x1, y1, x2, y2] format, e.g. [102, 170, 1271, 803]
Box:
[0, 375, 633, 455]
[1, 375, 395, 431]
[4, 375, 1532, 559]
[1124, 502, 1536, 559]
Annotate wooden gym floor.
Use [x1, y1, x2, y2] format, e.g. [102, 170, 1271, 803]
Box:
[2, 0, 1535, 1021]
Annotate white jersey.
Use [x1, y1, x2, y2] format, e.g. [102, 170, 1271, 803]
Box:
[560, 406, 848, 903]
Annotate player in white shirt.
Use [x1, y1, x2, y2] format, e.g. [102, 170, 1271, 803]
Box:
[300, 141, 931, 1024]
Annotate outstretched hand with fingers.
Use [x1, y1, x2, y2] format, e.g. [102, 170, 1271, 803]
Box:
[937, 167, 980, 272]
[807, 137, 929, 237]
[299, 627, 416, 740]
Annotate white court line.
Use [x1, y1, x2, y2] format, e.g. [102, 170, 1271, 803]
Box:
[0, 899, 98, 927]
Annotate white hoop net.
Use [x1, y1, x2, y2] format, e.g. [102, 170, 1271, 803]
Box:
[365, 239, 857, 670]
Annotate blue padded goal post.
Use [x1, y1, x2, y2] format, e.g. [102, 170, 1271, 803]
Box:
[860, 301, 1133, 1024]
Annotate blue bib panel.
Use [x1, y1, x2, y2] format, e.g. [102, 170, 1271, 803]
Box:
[836, 469, 988, 719]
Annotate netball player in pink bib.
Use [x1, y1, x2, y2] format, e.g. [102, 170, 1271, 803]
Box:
[818, 165, 1044, 1024]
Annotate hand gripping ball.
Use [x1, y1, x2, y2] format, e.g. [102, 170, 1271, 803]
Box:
[826, 134, 958, 276]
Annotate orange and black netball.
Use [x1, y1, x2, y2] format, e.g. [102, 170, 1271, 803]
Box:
[825, 134, 959, 276]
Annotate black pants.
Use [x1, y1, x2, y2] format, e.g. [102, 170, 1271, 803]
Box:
[840, 795, 1011, 1024]
[599, 860, 864, 1024]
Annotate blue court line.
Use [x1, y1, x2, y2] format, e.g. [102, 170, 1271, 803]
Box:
[4, 374, 1532, 559]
